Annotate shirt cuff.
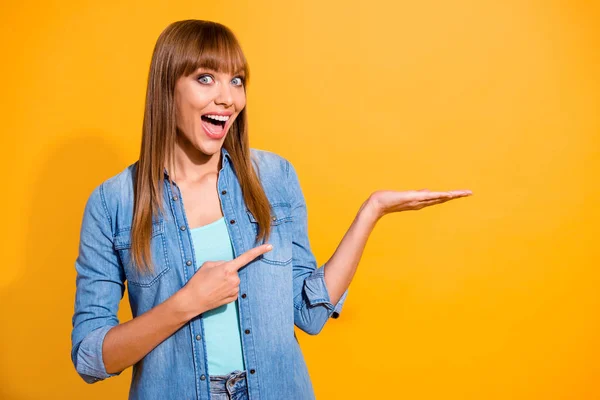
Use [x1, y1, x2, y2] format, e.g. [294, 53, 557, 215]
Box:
[304, 265, 349, 319]
[75, 325, 120, 383]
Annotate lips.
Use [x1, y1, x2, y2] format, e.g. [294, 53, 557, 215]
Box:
[201, 115, 228, 139]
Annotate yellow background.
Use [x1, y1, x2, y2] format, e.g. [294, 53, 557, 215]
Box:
[1, 0, 598, 399]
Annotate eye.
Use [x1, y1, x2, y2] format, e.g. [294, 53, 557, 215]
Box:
[232, 76, 245, 87]
[197, 74, 214, 85]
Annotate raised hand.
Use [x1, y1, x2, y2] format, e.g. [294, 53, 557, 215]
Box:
[180, 243, 273, 317]
[368, 188, 473, 218]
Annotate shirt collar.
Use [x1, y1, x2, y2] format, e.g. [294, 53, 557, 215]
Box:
[163, 146, 232, 178]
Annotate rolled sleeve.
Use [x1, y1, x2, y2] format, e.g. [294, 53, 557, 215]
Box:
[74, 325, 120, 383]
[303, 264, 349, 319]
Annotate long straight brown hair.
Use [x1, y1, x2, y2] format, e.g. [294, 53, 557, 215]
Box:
[131, 20, 272, 275]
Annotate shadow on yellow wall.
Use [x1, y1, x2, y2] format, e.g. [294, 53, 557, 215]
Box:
[0, 135, 133, 398]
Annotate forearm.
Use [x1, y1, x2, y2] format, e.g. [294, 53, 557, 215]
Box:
[323, 197, 380, 305]
[102, 288, 197, 374]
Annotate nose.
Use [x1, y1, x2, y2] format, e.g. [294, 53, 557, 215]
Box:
[215, 81, 233, 108]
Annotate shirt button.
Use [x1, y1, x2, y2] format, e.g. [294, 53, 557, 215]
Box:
[180, 225, 186, 231]
[229, 219, 236, 224]
[244, 329, 250, 334]
[186, 260, 192, 266]
[272, 216, 277, 221]
[221, 190, 227, 195]
[172, 195, 179, 201]
[195, 334, 201, 341]
[250, 369, 256, 374]
[241, 293, 247, 299]
[200, 374, 206, 380]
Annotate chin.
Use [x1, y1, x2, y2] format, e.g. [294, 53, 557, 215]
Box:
[196, 136, 226, 154]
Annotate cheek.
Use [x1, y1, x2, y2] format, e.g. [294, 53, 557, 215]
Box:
[175, 103, 194, 132]
[235, 95, 247, 111]
[190, 88, 213, 108]
[177, 95, 211, 126]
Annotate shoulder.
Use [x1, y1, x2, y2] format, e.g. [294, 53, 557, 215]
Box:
[249, 148, 299, 204]
[83, 162, 137, 230]
[96, 162, 137, 202]
[249, 147, 297, 183]
[249, 147, 291, 174]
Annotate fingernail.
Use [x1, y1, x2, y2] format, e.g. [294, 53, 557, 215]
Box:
[266, 244, 273, 250]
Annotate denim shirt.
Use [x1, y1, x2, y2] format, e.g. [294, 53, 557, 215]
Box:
[71, 147, 349, 400]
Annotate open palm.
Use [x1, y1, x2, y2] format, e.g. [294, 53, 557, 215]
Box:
[370, 188, 473, 216]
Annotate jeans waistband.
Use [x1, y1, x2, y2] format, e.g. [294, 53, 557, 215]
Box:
[209, 370, 248, 396]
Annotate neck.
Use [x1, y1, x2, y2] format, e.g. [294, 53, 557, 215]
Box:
[168, 135, 222, 183]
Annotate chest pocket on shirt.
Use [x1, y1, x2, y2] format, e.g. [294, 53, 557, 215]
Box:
[246, 203, 293, 266]
[113, 220, 170, 287]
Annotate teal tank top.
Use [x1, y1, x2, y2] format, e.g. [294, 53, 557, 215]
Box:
[190, 216, 245, 375]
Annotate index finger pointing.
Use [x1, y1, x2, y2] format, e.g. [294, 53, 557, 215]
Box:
[228, 244, 273, 271]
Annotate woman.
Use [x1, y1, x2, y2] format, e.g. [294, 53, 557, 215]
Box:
[71, 19, 472, 400]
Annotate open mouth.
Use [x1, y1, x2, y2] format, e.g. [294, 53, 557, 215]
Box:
[200, 114, 230, 137]
[201, 115, 227, 129]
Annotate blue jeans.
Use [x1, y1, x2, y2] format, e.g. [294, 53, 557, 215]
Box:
[209, 370, 249, 400]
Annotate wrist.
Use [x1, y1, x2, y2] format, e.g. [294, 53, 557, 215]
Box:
[360, 195, 383, 224]
[172, 287, 200, 323]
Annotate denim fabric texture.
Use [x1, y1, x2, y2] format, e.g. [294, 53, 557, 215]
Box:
[71, 147, 349, 400]
[209, 370, 249, 400]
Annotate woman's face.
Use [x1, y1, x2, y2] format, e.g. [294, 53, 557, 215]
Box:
[174, 67, 246, 157]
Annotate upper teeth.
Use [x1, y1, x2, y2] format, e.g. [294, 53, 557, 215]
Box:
[205, 114, 230, 121]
